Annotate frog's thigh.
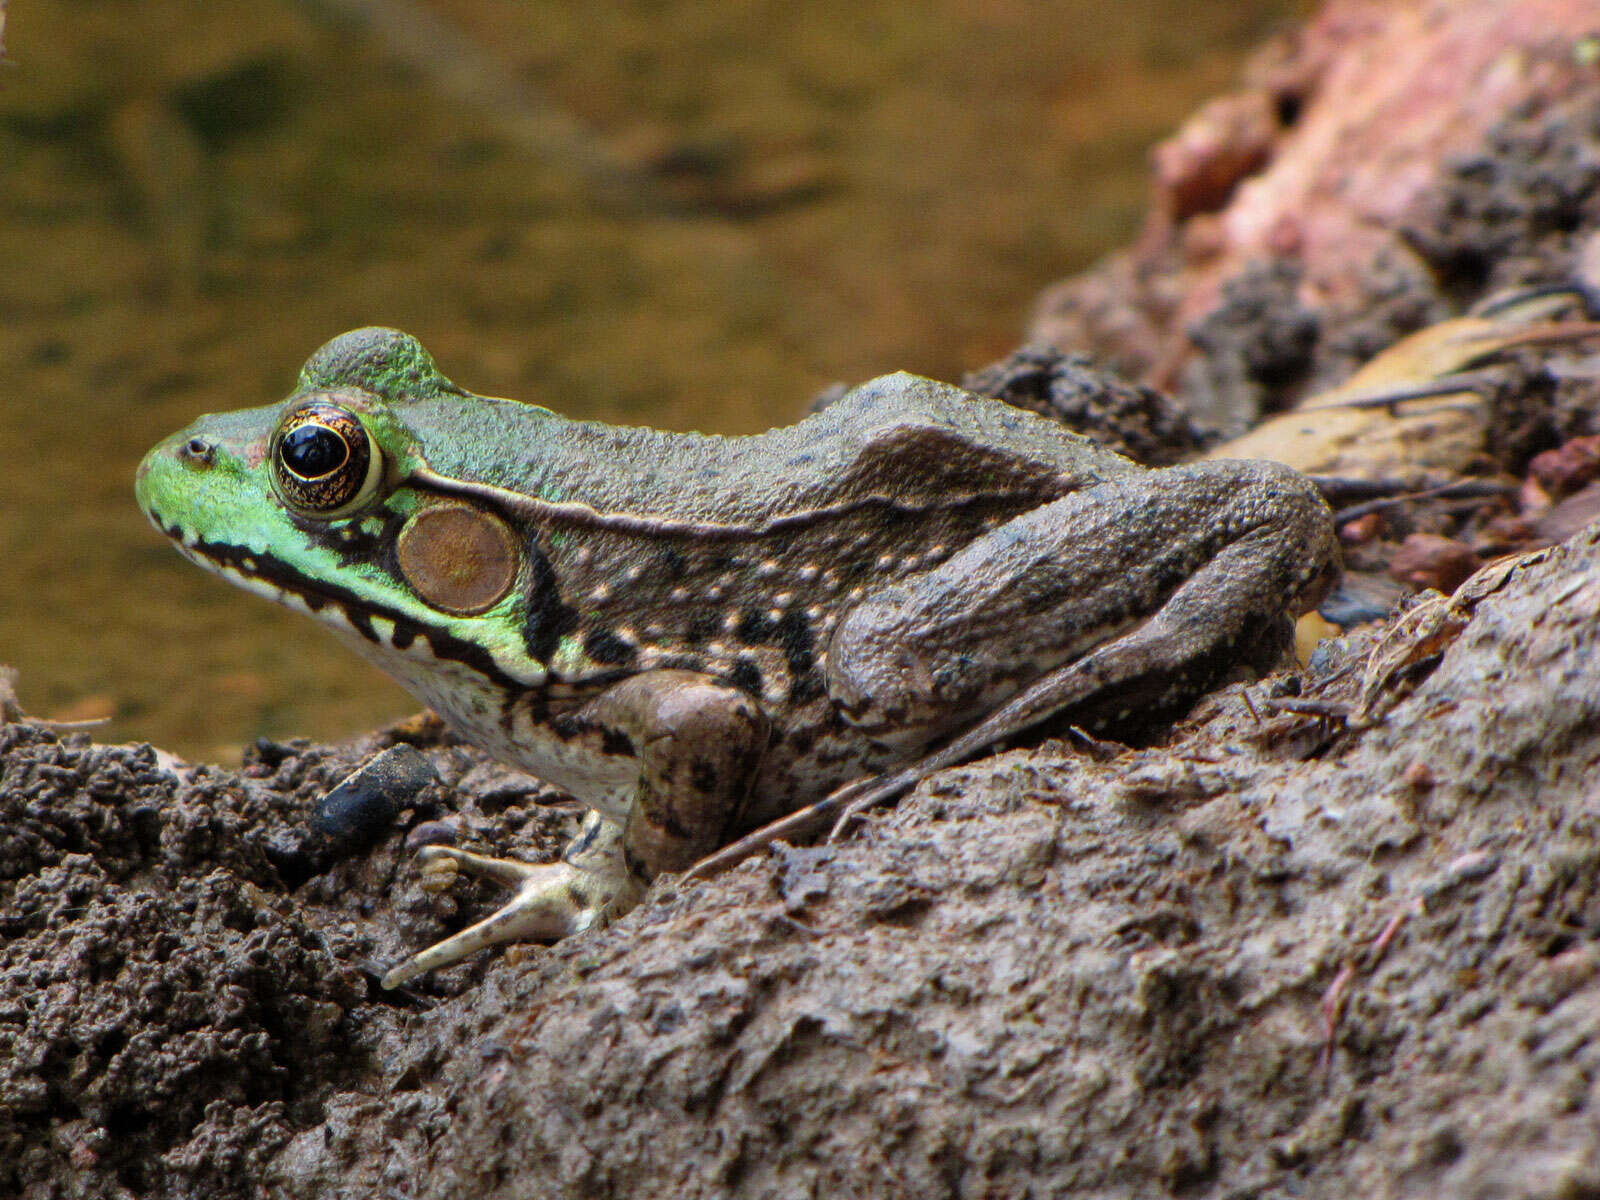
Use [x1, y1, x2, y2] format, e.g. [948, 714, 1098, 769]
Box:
[576, 669, 769, 877]
[825, 459, 1333, 737]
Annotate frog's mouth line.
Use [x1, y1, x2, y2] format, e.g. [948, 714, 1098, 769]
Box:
[157, 520, 528, 694]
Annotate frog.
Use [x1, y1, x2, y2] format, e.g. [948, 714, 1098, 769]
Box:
[136, 327, 1339, 988]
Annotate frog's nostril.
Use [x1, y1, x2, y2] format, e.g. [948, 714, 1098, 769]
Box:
[179, 437, 216, 466]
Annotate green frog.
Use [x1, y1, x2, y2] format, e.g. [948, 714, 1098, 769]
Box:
[136, 328, 1338, 988]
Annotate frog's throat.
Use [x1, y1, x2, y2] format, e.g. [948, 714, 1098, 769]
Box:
[162, 523, 533, 694]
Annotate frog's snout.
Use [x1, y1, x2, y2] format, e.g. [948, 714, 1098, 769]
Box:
[137, 431, 217, 482]
[177, 435, 218, 467]
[135, 430, 220, 519]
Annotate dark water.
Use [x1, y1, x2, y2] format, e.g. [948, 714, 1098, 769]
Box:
[0, 0, 1304, 761]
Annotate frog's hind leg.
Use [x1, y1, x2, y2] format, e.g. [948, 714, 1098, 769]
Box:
[824, 458, 1337, 751]
[831, 551, 1283, 814]
[771, 459, 1337, 840]
[380, 813, 640, 989]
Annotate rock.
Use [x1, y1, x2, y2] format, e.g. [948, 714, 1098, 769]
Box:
[1528, 434, 1600, 498]
[1031, 0, 1600, 430]
[311, 743, 439, 853]
[1151, 91, 1279, 223]
[1388, 532, 1484, 593]
[962, 343, 1213, 465]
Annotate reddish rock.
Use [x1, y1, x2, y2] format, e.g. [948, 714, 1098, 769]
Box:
[1388, 532, 1484, 593]
[1527, 434, 1600, 498]
[1032, 0, 1600, 421]
[1338, 511, 1385, 546]
[1151, 91, 1279, 224]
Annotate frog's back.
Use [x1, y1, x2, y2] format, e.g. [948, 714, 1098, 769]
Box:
[405, 371, 1136, 525]
[744, 372, 1135, 513]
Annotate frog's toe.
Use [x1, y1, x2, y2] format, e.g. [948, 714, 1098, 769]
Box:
[381, 850, 638, 989]
[413, 844, 543, 890]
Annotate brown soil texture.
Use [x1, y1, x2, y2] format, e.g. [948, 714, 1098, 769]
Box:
[8, 2, 1600, 1198]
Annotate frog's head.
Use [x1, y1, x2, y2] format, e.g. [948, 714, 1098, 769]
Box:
[136, 328, 553, 694]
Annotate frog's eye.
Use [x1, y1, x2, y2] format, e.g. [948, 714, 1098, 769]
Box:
[270, 401, 384, 518]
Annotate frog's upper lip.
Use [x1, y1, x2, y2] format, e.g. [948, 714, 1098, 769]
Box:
[153, 521, 529, 693]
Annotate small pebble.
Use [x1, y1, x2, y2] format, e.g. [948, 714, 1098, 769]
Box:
[313, 743, 439, 851]
[1388, 533, 1482, 594]
[1401, 760, 1434, 790]
[405, 818, 462, 850]
[1528, 435, 1600, 499]
[1338, 511, 1385, 546]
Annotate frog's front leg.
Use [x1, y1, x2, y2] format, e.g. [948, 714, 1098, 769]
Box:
[381, 670, 768, 988]
[825, 458, 1339, 766]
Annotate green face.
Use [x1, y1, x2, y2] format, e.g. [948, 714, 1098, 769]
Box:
[135, 330, 553, 697]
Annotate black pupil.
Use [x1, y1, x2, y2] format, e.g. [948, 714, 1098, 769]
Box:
[281, 424, 348, 478]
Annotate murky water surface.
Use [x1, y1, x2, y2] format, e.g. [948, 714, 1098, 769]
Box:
[0, 0, 1303, 760]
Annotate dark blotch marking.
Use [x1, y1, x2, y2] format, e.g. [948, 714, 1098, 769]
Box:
[622, 846, 652, 883]
[774, 609, 816, 682]
[658, 547, 688, 579]
[550, 713, 636, 760]
[732, 605, 819, 701]
[789, 674, 826, 705]
[584, 629, 636, 666]
[734, 606, 776, 643]
[522, 541, 579, 663]
[728, 659, 764, 696]
[639, 798, 693, 843]
[295, 506, 403, 574]
[690, 758, 719, 793]
[685, 614, 721, 646]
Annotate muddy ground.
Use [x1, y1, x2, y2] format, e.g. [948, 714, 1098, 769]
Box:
[7, 3, 1600, 1197]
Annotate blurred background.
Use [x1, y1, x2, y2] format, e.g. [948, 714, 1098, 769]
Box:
[0, 0, 1305, 762]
